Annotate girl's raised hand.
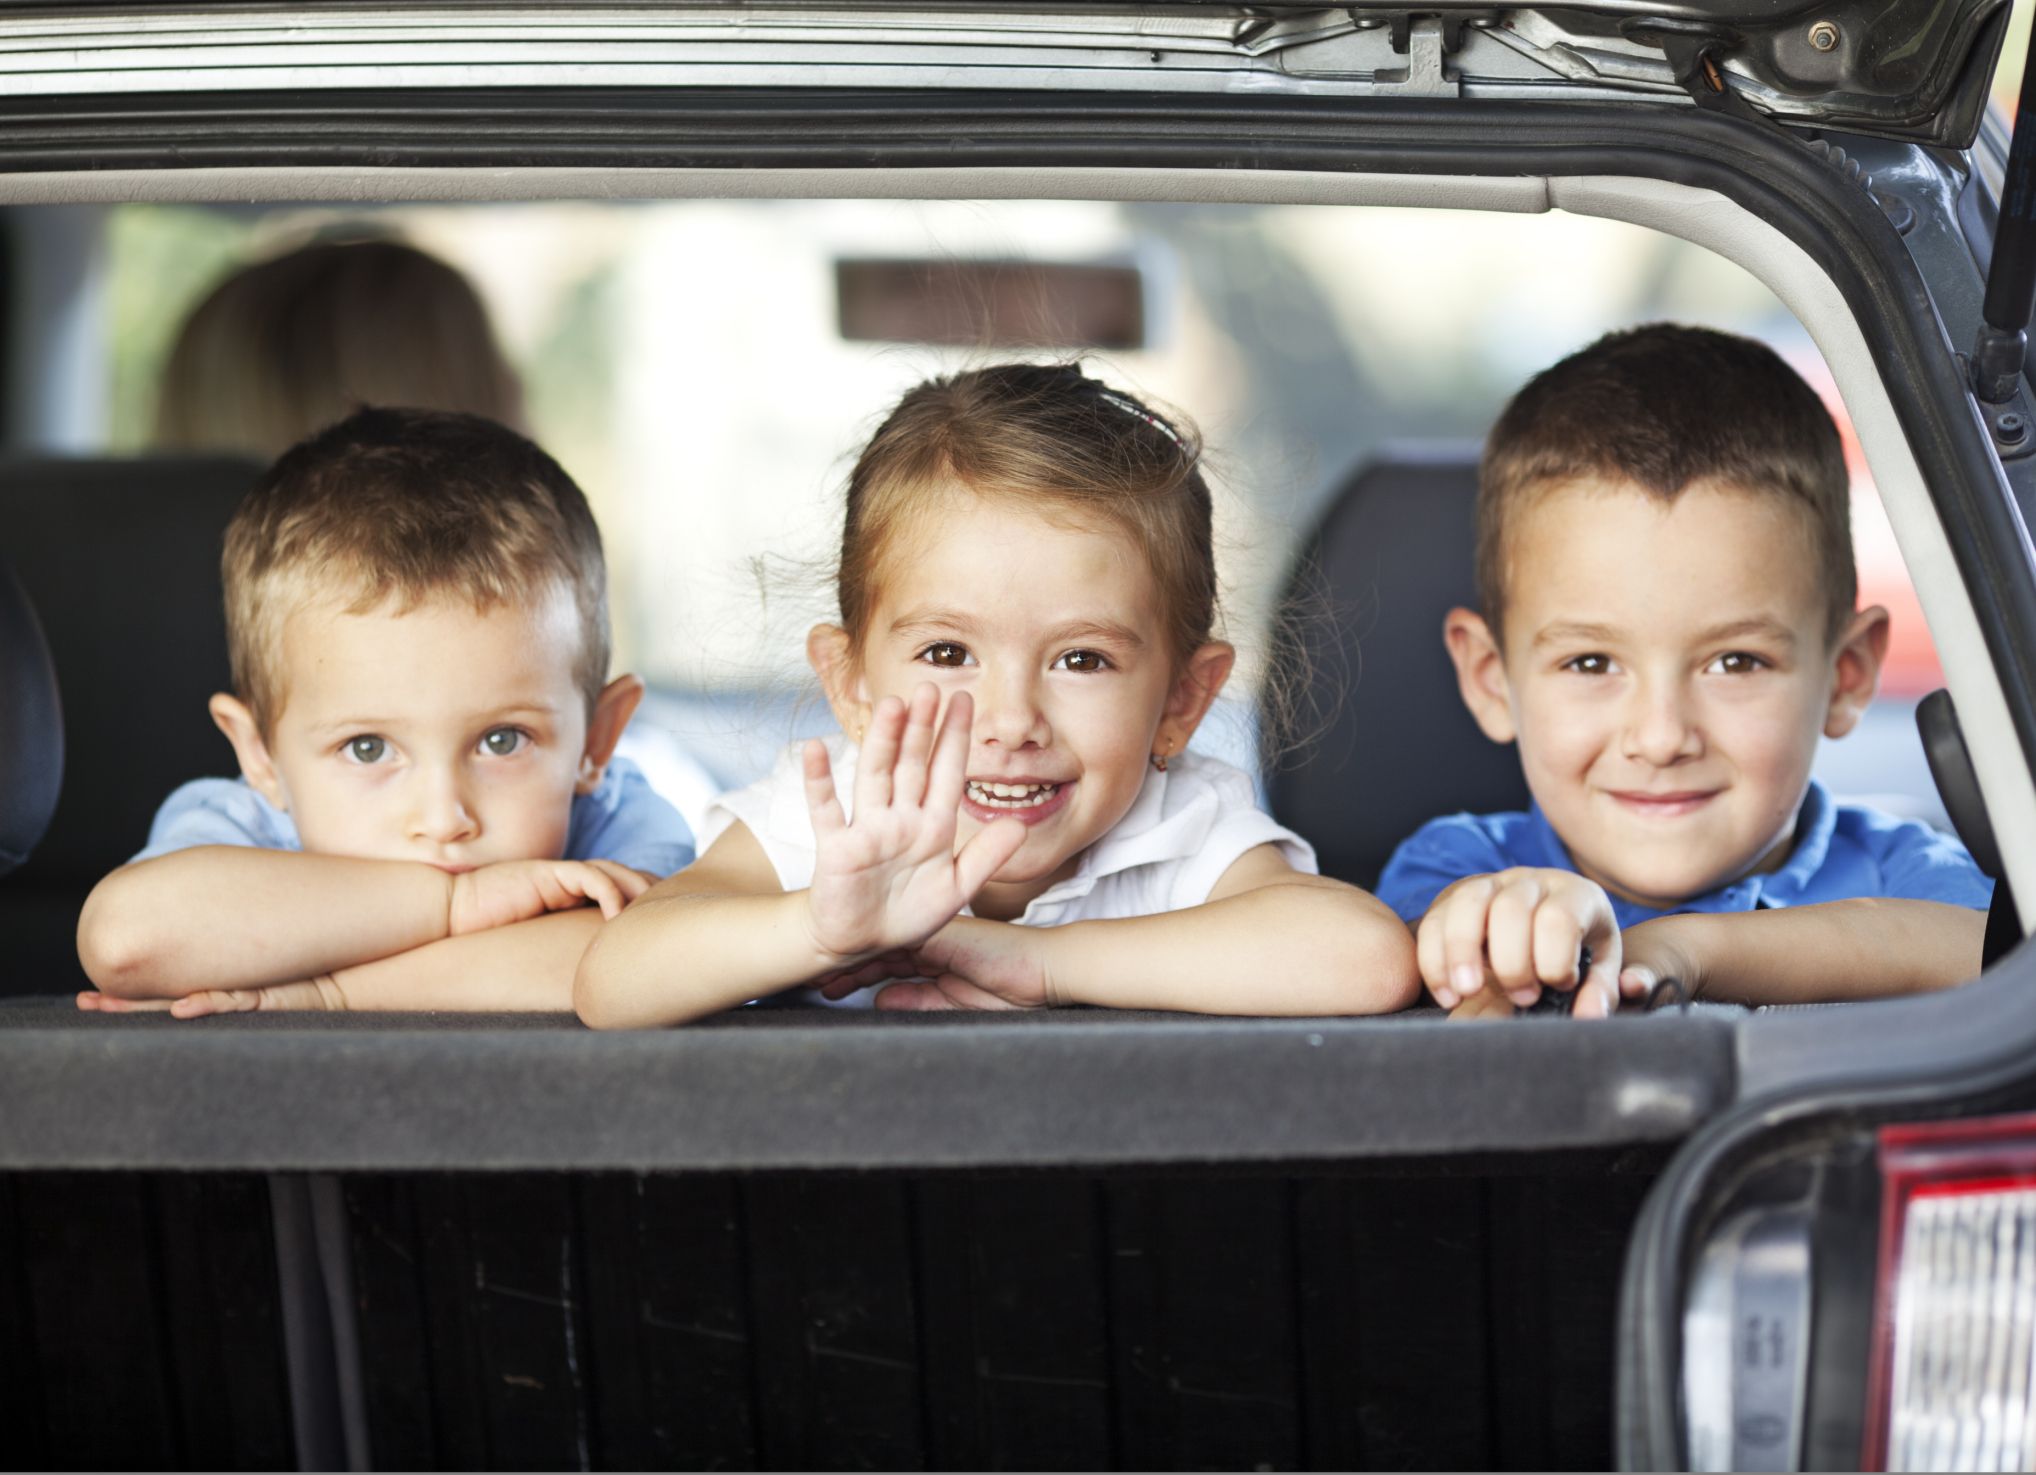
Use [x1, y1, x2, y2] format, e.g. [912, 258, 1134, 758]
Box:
[803, 684, 1027, 965]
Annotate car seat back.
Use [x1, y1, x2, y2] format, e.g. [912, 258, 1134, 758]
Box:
[0, 556, 62, 876]
[1263, 445, 1531, 889]
[0, 456, 259, 992]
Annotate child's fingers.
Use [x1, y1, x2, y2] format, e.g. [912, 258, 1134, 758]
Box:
[1530, 902, 1587, 989]
[854, 694, 906, 816]
[874, 981, 963, 1011]
[586, 859, 654, 903]
[933, 971, 1025, 1010]
[923, 690, 975, 821]
[1618, 964, 1658, 999]
[891, 683, 938, 809]
[1447, 987, 1519, 1023]
[171, 988, 259, 1019]
[802, 738, 847, 837]
[565, 863, 627, 919]
[1571, 930, 1625, 1018]
[1484, 877, 1544, 1003]
[954, 815, 1027, 899]
[1414, 913, 1458, 1009]
[1438, 879, 1498, 1005]
[819, 951, 920, 1000]
[76, 991, 173, 1013]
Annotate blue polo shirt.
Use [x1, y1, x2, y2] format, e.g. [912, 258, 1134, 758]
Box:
[1375, 781, 1994, 929]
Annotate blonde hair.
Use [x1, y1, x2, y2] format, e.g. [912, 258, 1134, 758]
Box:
[156, 240, 525, 460]
[840, 363, 1217, 667]
[224, 407, 607, 731]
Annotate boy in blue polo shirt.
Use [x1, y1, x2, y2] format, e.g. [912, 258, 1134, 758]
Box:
[1377, 325, 1992, 1018]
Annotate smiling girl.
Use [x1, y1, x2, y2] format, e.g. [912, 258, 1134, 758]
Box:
[574, 364, 1418, 1027]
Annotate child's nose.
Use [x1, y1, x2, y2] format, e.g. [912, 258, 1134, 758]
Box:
[1623, 680, 1704, 766]
[974, 667, 1050, 750]
[410, 767, 481, 844]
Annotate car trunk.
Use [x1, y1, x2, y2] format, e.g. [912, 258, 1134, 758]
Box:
[3, 5, 2035, 1468]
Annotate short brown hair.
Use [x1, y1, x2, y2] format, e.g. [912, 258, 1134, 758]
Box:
[223, 407, 608, 730]
[1477, 323, 1853, 641]
[840, 363, 1216, 665]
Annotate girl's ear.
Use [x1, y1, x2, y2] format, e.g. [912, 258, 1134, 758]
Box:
[209, 693, 289, 811]
[1153, 640, 1237, 759]
[577, 674, 646, 795]
[1824, 604, 1891, 740]
[1443, 607, 1518, 744]
[807, 623, 871, 741]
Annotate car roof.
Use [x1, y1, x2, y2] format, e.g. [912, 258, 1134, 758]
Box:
[0, 0, 2005, 145]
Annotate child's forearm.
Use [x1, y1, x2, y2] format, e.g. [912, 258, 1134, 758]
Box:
[1632, 899, 1988, 1006]
[1037, 877, 1421, 1015]
[327, 909, 601, 1012]
[78, 847, 454, 997]
[575, 884, 839, 1029]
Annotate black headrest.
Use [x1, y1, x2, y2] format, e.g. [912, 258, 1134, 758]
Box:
[0, 456, 260, 885]
[0, 556, 62, 876]
[1263, 445, 1531, 888]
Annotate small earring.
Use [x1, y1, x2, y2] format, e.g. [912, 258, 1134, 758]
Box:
[1150, 747, 1170, 773]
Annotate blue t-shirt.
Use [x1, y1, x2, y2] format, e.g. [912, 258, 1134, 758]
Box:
[133, 755, 696, 877]
[1375, 780, 1994, 929]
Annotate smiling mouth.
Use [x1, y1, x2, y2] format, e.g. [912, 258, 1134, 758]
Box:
[965, 780, 1062, 811]
[1608, 790, 1721, 818]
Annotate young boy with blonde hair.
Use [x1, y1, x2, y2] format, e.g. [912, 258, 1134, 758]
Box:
[78, 407, 692, 1015]
[1378, 324, 1993, 1018]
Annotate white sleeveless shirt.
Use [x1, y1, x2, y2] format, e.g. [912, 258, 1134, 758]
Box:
[699, 735, 1315, 927]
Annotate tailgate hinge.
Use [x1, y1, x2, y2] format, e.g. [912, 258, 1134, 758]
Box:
[1377, 15, 1463, 98]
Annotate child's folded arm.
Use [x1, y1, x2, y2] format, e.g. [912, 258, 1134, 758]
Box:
[1622, 898, 1989, 1007]
[78, 846, 458, 998]
[78, 848, 647, 1001]
[879, 844, 1421, 1017]
[328, 908, 614, 1013]
[1042, 865, 1420, 1016]
[574, 822, 837, 1029]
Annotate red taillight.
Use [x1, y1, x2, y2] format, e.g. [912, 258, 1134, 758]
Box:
[1866, 1113, 2036, 1471]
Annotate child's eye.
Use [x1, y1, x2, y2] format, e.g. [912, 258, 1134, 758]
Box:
[1563, 654, 1614, 676]
[1053, 649, 1111, 673]
[343, 735, 388, 765]
[915, 641, 974, 668]
[479, 727, 526, 757]
[1707, 651, 1769, 675]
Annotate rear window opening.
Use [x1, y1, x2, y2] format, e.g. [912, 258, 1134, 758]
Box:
[0, 168, 2020, 1046]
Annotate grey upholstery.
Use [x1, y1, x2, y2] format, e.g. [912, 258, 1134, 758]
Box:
[0, 456, 260, 994]
[1263, 445, 1531, 888]
[0, 557, 61, 876]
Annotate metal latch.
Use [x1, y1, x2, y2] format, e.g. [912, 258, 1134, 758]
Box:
[1378, 16, 1461, 97]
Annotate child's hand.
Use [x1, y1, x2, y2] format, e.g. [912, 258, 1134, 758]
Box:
[447, 858, 651, 937]
[76, 990, 174, 1013]
[76, 977, 350, 1016]
[1616, 915, 1703, 1007]
[1416, 867, 1626, 1018]
[812, 917, 1056, 1011]
[804, 685, 1027, 966]
[165, 976, 350, 1018]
